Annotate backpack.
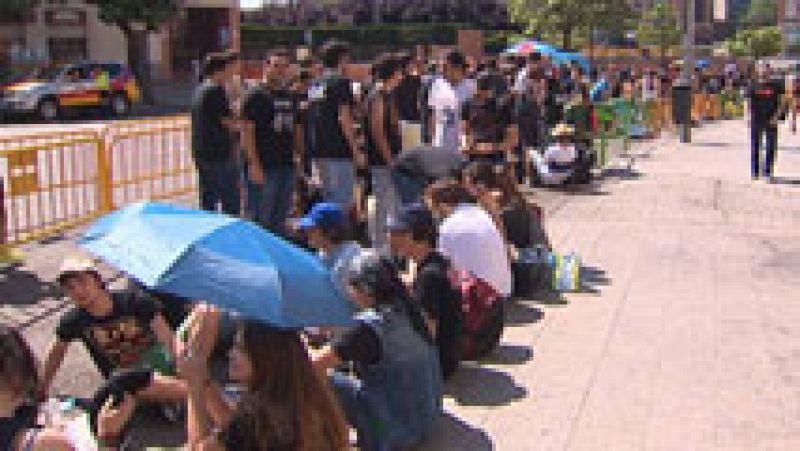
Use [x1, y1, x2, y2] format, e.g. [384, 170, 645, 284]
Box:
[450, 270, 505, 360]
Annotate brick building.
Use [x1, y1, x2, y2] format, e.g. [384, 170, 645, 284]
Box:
[0, 0, 240, 81]
[242, 0, 510, 28]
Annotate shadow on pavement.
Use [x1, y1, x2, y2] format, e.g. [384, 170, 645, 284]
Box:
[414, 412, 494, 451]
[480, 344, 534, 366]
[770, 176, 800, 186]
[535, 290, 569, 306]
[0, 264, 60, 306]
[577, 265, 611, 295]
[504, 302, 544, 326]
[601, 166, 643, 181]
[445, 365, 527, 407]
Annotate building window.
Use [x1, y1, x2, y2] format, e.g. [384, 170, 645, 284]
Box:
[44, 9, 87, 26]
[48, 37, 87, 64]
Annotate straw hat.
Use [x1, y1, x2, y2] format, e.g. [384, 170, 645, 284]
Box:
[551, 123, 575, 138]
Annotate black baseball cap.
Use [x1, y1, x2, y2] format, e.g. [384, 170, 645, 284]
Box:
[387, 203, 436, 237]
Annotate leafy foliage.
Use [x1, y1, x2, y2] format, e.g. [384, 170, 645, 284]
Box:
[636, 2, 682, 52]
[723, 26, 782, 59]
[743, 0, 777, 27]
[86, 0, 177, 32]
[508, 0, 634, 50]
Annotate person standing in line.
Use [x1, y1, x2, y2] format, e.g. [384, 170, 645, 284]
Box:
[241, 49, 303, 237]
[365, 55, 403, 250]
[309, 40, 365, 209]
[428, 50, 474, 153]
[191, 52, 241, 215]
[393, 52, 424, 151]
[747, 63, 785, 182]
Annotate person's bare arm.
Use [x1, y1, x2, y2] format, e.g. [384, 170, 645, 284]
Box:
[338, 104, 365, 167]
[40, 339, 69, 398]
[150, 313, 177, 359]
[370, 95, 394, 166]
[240, 120, 264, 184]
[504, 124, 520, 156]
[293, 122, 306, 176]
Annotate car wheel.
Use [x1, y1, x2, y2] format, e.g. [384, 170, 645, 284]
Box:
[111, 93, 130, 117]
[37, 98, 59, 121]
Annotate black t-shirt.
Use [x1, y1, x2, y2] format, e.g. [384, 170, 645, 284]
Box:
[465, 96, 514, 144]
[748, 80, 783, 124]
[56, 291, 162, 377]
[394, 74, 422, 122]
[309, 73, 355, 159]
[332, 321, 381, 365]
[515, 94, 543, 148]
[191, 80, 232, 162]
[242, 85, 301, 168]
[364, 89, 401, 167]
[413, 251, 462, 378]
[0, 403, 38, 451]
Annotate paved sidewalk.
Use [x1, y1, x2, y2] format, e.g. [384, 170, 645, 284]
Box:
[3, 119, 798, 449]
[421, 120, 800, 450]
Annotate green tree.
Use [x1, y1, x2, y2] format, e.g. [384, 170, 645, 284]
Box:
[0, 0, 35, 13]
[86, 0, 178, 104]
[744, 0, 777, 27]
[585, 0, 635, 63]
[723, 26, 782, 60]
[636, 2, 682, 67]
[508, 0, 587, 50]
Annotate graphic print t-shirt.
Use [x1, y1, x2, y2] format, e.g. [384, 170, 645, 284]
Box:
[56, 291, 162, 377]
[748, 80, 783, 125]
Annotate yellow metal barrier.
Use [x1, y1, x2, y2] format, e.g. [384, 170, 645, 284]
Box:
[1, 116, 195, 258]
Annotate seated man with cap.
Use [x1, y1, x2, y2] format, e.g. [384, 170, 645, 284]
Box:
[531, 123, 579, 185]
[40, 256, 188, 432]
[297, 202, 363, 290]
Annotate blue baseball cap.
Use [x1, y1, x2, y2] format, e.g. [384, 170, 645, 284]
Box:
[298, 202, 346, 231]
[387, 203, 436, 236]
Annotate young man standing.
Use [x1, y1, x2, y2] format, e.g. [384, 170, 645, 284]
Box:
[41, 257, 186, 406]
[747, 63, 784, 182]
[309, 41, 365, 209]
[191, 52, 241, 215]
[428, 50, 474, 152]
[241, 49, 303, 236]
[365, 55, 403, 250]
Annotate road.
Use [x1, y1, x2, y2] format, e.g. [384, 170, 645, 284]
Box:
[3, 118, 799, 449]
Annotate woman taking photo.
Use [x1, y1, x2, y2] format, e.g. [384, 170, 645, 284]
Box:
[178, 320, 348, 451]
[1, 325, 74, 451]
[312, 251, 442, 451]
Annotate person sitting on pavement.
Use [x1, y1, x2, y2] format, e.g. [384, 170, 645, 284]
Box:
[311, 251, 442, 451]
[1, 325, 75, 451]
[40, 257, 187, 410]
[423, 179, 512, 298]
[388, 204, 464, 380]
[463, 73, 519, 168]
[174, 319, 349, 450]
[531, 123, 579, 186]
[296, 202, 363, 290]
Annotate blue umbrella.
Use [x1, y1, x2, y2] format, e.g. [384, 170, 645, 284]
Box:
[551, 52, 591, 72]
[80, 202, 355, 328]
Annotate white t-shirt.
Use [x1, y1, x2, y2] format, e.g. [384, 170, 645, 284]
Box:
[544, 143, 577, 165]
[429, 78, 474, 151]
[438, 204, 512, 296]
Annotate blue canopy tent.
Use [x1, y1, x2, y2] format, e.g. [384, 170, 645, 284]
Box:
[505, 41, 590, 72]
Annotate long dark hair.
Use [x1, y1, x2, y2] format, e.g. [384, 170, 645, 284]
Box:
[347, 251, 434, 344]
[228, 322, 348, 451]
[0, 325, 39, 402]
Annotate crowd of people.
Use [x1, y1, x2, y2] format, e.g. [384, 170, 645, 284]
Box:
[2, 39, 799, 451]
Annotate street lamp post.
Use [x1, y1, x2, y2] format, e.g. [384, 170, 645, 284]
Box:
[680, 0, 696, 143]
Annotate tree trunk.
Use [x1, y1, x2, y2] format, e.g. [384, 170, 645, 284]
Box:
[125, 29, 154, 105]
[562, 26, 572, 50]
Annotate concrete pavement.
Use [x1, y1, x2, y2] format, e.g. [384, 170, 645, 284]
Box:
[422, 120, 800, 450]
[2, 118, 798, 449]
